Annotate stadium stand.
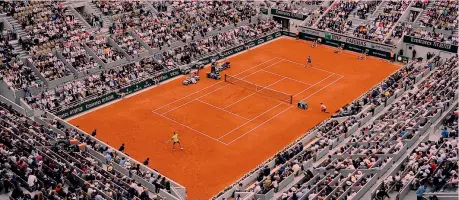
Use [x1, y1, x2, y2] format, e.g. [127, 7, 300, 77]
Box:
[0, 1, 457, 200]
[216, 55, 457, 199]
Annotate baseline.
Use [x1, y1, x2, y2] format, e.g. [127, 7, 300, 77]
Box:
[152, 111, 229, 146]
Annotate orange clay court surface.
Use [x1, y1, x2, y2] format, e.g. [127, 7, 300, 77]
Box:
[68, 37, 400, 199]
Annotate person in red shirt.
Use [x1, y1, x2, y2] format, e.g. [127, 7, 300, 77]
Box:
[429, 160, 437, 172]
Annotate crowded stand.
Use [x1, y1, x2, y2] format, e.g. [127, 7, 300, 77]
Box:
[403, 27, 459, 45]
[167, 1, 214, 39]
[133, 12, 187, 49]
[274, 0, 323, 14]
[111, 32, 147, 57]
[28, 52, 72, 81]
[61, 43, 101, 73]
[418, 0, 458, 31]
[222, 53, 457, 199]
[78, 11, 104, 28]
[0, 29, 40, 90]
[86, 35, 125, 63]
[154, 19, 280, 67]
[0, 100, 176, 199]
[332, 58, 430, 118]
[354, 0, 410, 42]
[11, 1, 89, 50]
[24, 57, 161, 111]
[355, 1, 381, 20]
[316, 0, 358, 34]
[199, 1, 257, 29]
[93, 0, 144, 16]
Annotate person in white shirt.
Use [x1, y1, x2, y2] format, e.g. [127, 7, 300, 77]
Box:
[28, 173, 37, 190]
[254, 184, 262, 193]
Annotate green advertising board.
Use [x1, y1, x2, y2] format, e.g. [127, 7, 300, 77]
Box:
[281, 30, 395, 60]
[403, 35, 458, 53]
[55, 68, 182, 119]
[271, 9, 307, 20]
[119, 78, 154, 96]
[55, 92, 119, 118]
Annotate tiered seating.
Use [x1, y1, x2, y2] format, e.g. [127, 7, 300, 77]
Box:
[25, 56, 162, 111]
[40, 112, 177, 198]
[134, 12, 186, 49]
[274, 0, 323, 14]
[111, 32, 147, 56]
[403, 27, 458, 45]
[0, 30, 40, 90]
[418, 0, 458, 31]
[355, 1, 382, 19]
[220, 54, 457, 199]
[0, 98, 181, 199]
[199, 1, 257, 29]
[354, 0, 410, 42]
[86, 35, 125, 63]
[316, 0, 358, 34]
[61, 43, 101, 73]
[155, 19, 280, 66]
[28, 51, 71, 81]
[13, 1, 89, 51]
[333, 58, 430, 118]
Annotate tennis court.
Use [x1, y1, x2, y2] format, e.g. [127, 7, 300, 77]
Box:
[68, 37, 400, 199]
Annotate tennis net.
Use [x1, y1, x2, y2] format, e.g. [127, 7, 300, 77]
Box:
[224, 74, 293, 104]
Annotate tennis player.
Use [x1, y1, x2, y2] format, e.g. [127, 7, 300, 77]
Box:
[306, 56, 312, 67]
[166, 132, 183, 150]
[320, 103, 328, 113]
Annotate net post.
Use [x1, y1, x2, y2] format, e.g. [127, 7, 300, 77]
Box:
[290, 96, 293, 104]
[224, 74, 227, 82]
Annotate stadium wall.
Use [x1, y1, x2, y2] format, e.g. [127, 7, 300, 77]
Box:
[402, 35, 458, 61]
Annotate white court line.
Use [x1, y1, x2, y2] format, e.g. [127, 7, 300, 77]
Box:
[300, 76, 344, 101]
[217, 103, 283, 140]
[196, 99, 250, 120]
[152, 111, 228, 146]
[162, 59, 286, 115]
[226, 105, 291, 145]
[227, 74, 345, 145]
[260, 77, 286, 90]
[223, 92, 256, 109]
[153, 57, 279, 112]
[261, 69, 312, 86]
[278, 57, 345, 76]
[293, 74, 334, 97]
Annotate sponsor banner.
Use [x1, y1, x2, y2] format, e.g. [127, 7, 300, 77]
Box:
[55, 92, 119, 119]
[403, 35, 458, 53]
[55, 68, 182, 119]
[285, 27, 395, 60]
[156, 68, 181, 82]
[271, 9, 307, 20]
[220, 45, 246, 58]
[119, 78, 154, 96]
[299, 27, 395, 56]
